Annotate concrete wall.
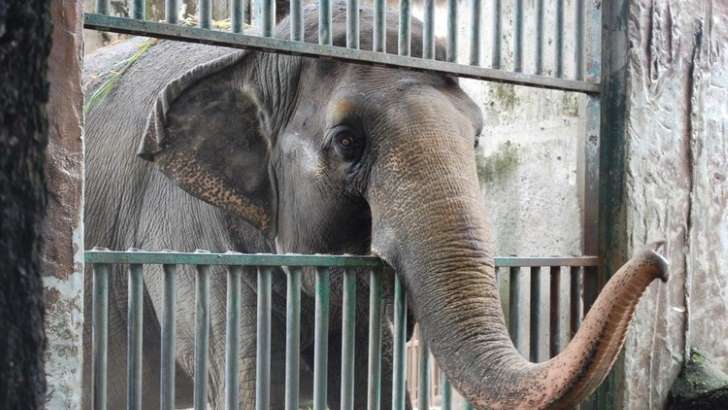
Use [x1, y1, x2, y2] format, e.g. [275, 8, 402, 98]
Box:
[43, 0, 85, 408]
[602, 1, 728, 408]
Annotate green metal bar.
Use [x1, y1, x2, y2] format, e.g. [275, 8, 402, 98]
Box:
[341, 269, 357, 410]
[85, 250, 599, 269]
[422, 0, 434, 59]
[392, 274, 407, 410]
[491, 0, 501, 69]
[549, 266, 563, 357]
[314, 267, 331, 410]
[262, 0, 274, 37]
[440, 377, 451, 410]
[446, 0, 457, 62]
[165, 0, 178, 24]
[225, 266, 242, 410]
[92, 261, 109, 410]
[575, 0, 585, 80]
[83, 14, 602, 94]
[535, 0, 544, 75]
[398, 0, 411, 56]
[319, 0, 332, 45]
[256, 267, 272, 410]
[160, 263, 177, 410]
[513, 0, 523, 72]
[133, 0, 145, 20]
[346, 0, 359, 49]
[509, 267, 528, 355]
[570, 266, 583, 337]
[373, 0, 386, 52]
[127, 262, 144, 410]
[464, 402, 474, 410]
[366, 269, 383, 410]
[96, 0, 109, 15]
[417, 330, 429, 410]
[555, 0, 564, 78]
[194, 263, 210, 410]
[469, 0, 481, 65]
[529, 266, 543, 362]
[232, 0, 244, 33]
[291, 0, 303, 40]
[285, 268, 302, 410]
[199, 0, 211, 29]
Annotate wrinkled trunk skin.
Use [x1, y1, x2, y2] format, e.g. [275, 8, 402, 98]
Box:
[366, 97, 668, 409]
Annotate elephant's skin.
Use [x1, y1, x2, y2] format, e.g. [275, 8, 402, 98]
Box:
[83, 3, 668, 410]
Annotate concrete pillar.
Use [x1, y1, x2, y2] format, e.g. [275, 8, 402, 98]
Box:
[43, 0, 85, 407]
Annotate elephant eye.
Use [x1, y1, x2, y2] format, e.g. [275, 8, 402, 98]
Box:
[331, 127, 364, 162]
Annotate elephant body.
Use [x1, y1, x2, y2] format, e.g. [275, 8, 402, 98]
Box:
[84, 3, 668, 410]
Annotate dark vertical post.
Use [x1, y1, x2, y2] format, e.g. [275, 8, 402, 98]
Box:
[232, 0, 244, 33]
[469, 0, 481, 65]
[423, 0, 435, 59]
[491, 0, 501, 68]
[392, 274, 407, 410]
[314, 267, 330, 410]
[319, 0, 332, 45]
[193, 263, 210, 410]
[127, 262, 144, 410]
[513, 0, 523, 72]
[256, 267, 272, 410]
[535, 0, 544, 75]
[92, 263, 110, 410]
[398, 0, 411, 56]
[446, 0, 457, 62]
[225, 266, 242, 410]
[291, 0, 303, 40]
[367, 269, 383, 410]
[529, 267, 542, 362]
[166, 0, 178, 24]
[346, 0, 360, 49]
[133, 0, 145, 20]
[549, 266, 563, 357]
[199, 0, 212, 29]
[374, 0, 386, 52]
[285, 267, 302, 410]
[160, 263, 177, 410]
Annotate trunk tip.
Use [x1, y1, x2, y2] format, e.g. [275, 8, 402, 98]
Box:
[639, 241, 669, 282]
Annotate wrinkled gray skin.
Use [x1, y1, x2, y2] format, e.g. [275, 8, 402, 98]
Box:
[85, 3, 668, 410]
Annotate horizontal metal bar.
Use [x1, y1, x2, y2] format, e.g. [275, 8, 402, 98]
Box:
[493, 256, 599, 267]
[83, 14, 600, 94]
[85, 250, 599, 268]
[85, 250, 385, 267]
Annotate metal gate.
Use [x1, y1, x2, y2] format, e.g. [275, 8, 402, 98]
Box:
[85, 0, 604, 409]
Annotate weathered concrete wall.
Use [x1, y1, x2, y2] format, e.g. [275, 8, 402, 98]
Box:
[43, 0, 85, 407]
[602, 1, 728, 408]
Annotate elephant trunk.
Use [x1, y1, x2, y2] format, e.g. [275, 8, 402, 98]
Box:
[367, 118, 668, 409]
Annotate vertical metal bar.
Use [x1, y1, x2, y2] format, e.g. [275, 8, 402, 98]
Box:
[398, 0, 411, 56]
[392, 274, 407, 410]
[528, 267, 542, 362]
[319, 0, 332, 45]
[232, 0, 244, 33]
[513, 0, 523, 72]
[262, 0, 274, 37]
[92, 262, 109, 410]
[555, 0, 565, 78]
[194, 263, 210, 410]
[291, 0, 303, 40]
[96, 0, 109, 15]
[133, 0, 145, 20]
[225, 266, 242, 410]
[497, 267, 510, 328]
[256, 267, 273, 410]
[199, 0, 212, 29]
[509, 267, 529, 356]
[285, 267, 302, 410]
[446, 0, 457, 62]
[127, 262, 144, 410]
[367, 269, 383, 410]
[346, 0, 360, 49]
[422, 0, 435, 59]
[441, 377, 451, 410]
[469, 0, 481, 65]
[491, 0, 501, 68]
[373, 0, 386, 52]
[535, 0, 544, 75]
[165, 0, 178, 24]
[341, 269, 357, 410]
[464, 402, 474, 410]
[314, 267, 330, 410]
[549, 266, 562, 357]
[160, 263, 177, 410]
[575, 0, 585, 80]
[570, 266, 583, 337]
[417, 329, 429, 410]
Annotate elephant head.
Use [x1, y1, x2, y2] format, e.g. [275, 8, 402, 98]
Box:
[137, 4, 668, 408]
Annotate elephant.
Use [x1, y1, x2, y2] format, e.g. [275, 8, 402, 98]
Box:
[83, 2, 668, 410]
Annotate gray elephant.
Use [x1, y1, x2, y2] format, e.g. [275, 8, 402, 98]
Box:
[84, 3, 668, 410]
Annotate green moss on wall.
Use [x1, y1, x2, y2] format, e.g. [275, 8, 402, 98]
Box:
[493, 84, 519, 111]
[476, 141, 520, 184]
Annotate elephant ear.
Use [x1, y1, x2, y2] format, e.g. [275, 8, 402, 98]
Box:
[138, 53, 277, 236]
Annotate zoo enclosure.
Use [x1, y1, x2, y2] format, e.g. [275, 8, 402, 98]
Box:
[85, 0, 605, 409]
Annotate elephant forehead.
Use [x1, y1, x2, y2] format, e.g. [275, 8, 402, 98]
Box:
[327, 98, 358, 121]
